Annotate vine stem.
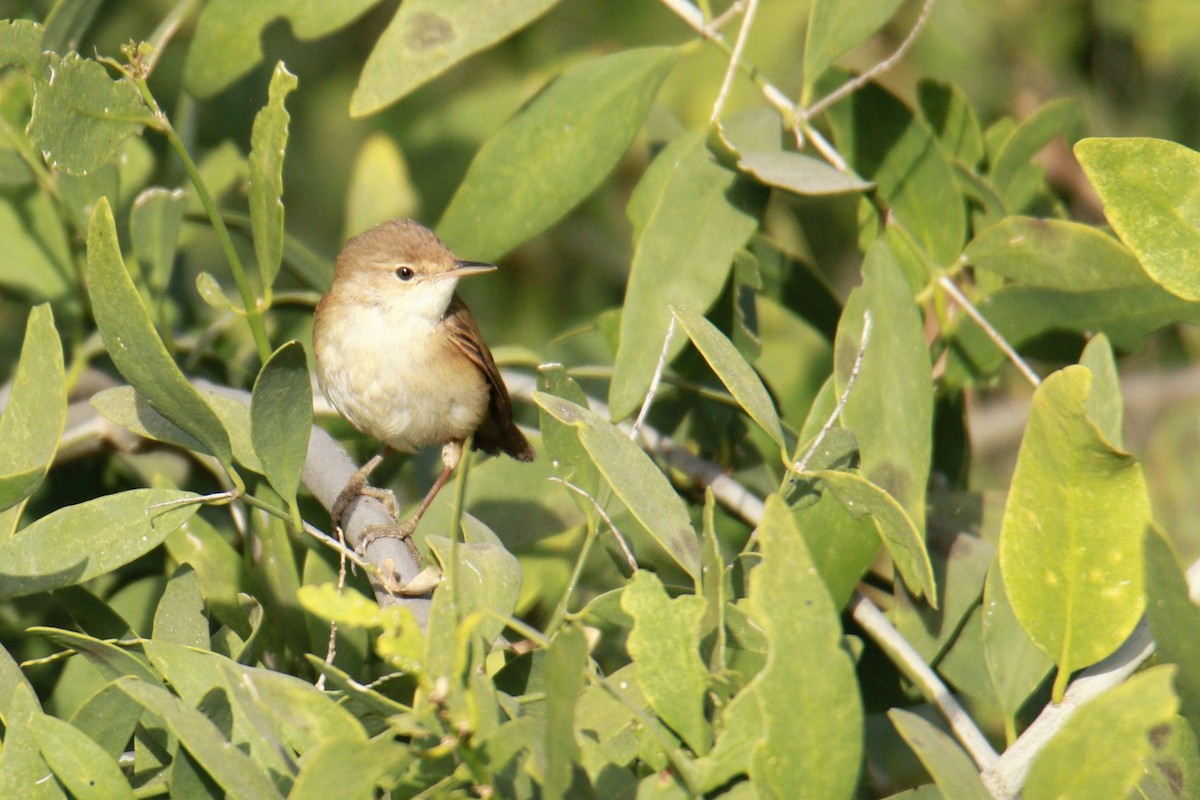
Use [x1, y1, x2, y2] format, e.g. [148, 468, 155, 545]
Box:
[133, 79, 273, 363]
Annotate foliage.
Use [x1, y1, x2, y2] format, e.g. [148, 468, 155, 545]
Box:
[1, 1, 1199, 797]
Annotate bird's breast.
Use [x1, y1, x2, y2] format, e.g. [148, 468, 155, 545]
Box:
[314, 299, 489, 452]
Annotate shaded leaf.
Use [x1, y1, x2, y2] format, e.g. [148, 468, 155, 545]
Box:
[1144, 531, 1200, 734]
[803, 0, 905, 90]
[999, 366, 1149, 696]
[622, 571, 711, 755]
[153, 565, 209, 650]
[288, 737, 407, 800]
[86, 199, 233, 466]
[990, 98, 1086, 202]
[0, 489, 199, 598]
[889, 710, 991, 800]
[738, 149, 872, 196]
[918, 80, 985, 167]
[0, 19, 42, 69]
[31, 714, 135, 800]
[130, 187, 188, 298]
[543, 626, 588, 797]
[535, 393, 702, 579]
[427, 526, 522, 647]
[251, 341, 311, 515]
[353, 0, 562, 115]
[249, 62, 296, 295]
[0, 305, 65, 514]
[1076, 137, 1200, 301]
[1079, 333, 1123, 448]
[980, 562, 1053, 735]
[438, 46, 679, 262]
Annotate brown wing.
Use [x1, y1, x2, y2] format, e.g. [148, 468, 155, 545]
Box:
[443, 294, 535, 461]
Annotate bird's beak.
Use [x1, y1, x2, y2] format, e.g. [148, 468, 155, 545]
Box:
[444, 260, 497, 279]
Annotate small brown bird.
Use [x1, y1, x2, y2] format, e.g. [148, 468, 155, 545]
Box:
[313, 219, 534, 544]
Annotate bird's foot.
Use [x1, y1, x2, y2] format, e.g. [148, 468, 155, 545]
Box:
[331, 478, 400, 537]
[355, 517, 420, 565]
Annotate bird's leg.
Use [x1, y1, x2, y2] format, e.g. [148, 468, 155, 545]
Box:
[331, 448, 398, 538]
[358, 441, 464, 554]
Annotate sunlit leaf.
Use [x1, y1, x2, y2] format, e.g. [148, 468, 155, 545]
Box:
[249, 62, 296, 296]
[344, 133, 419, 239]
[251, 341, 311, 516]
[803, 0, 905, 91]
[31, 714, 134, 800]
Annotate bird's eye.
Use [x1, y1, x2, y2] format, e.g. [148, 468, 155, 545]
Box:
[396, 266, 415, 281]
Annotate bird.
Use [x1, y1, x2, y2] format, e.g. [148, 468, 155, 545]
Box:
[312, 218, 534, 549]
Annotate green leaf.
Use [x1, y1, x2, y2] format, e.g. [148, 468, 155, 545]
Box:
[737, 149, 873, 196]
[352, 0, 562, 115]
[622, 571, 711, 755]
[746, 494, 862, 798]
[130, 187, 188, 298]
[0, 685, 63, 800]
[427, 527, 522, 647]
[184, 0, 378, 98]
[0, 640, 36, 720]
[0, 19, 42, 70]
[534, 393, 702, 579]
[918, 80, 985, 167]
[980, 562, 1053, 735]
[28, 52, 149, 175]
[803, 0, 905, 91]
[438, 46, 679, 261]
[153, 565, 209, 649]
[1144, 531, 1200, 733]
[610, 127, 765, 420]
[114, 677, 284, 799]
[34, 627, 160, 684]
[998, 366, 1150, 696]
[543, 626, 588, 797]
[810, 469, 937, 604]
[0, 192, 73, 301]
[894, 531, 993, 661]
[41, 0, 104, 53]
[966, 217, 1150, 291]
[990, 98, 1086, 203]
[671, 305, 785, 453]
[827, 81, 965, 265]
[86, 199, 233, 466]
[343, 133, 419, 239]
[889, 710, 991, 800]
[536, 364, 604, 513]
[0, 305, 66, 514]
[1079, 334, 1123, 448]
[836, 240, 933, 533]
[251, 341, 311, 515]
[791, 491, 880, 609]
[1076, 137, 1200, 301]
[249, 62, 296, 295]
[69, 683, 144, 761]
[288, 737, 407, 800]
[1025, 666, 1179, 798]
[31, 714, 135, 800]
[0, 489, 199, 598]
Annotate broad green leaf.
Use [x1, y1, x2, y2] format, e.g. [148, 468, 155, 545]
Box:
[28, 52, 149, 175]
[0, 640, 35, 719]
[827, 81, 965, 265]
[889, 710, 991, 800]
[86, 199, 233, 466]
[164, 513, 248, 636]
[69, 684, 143, 763]
[1079, 334, 1123, 447]
[114, 677, 284, 799]
[0, 488, 199, 598]
[966, 217, 1150, 291]
[980, 563, 1053, 737]
[0, 685, 63, 800]
[90, 387, 262, 473]
[343, 133, 419, 239]
[836, 240, 933, 532]
[672, 305, 785, 453]
[738, 149, 873, 196]
[918, 80, 985, 167]
[543, 626, 587, 797]
[1076, 137, 1200, 301]
[990, 98, 1086, 202]
[746, 494, 862, 798]
[428, 528, 522, 646]
[803, 0, 905, 91]
[791, 491, 879, 609]
[622, 571, 711, 755]
[0, 305, 65, 513]
[288, 737, 407, 800]
[536, 364, 604, 514]
[130, 187, 187, 298]
[534, 393, 702, 579]
[0, 193, 73, 301]
[31, 714, 134, 800]
[153, 565, 208, 649]
[251, 341, 311, 516]
[1025, 666, 1179, 799]
[0, 19, 42, 69]
[438, 46, 679, 262]
[184, 0, 378, 97]
[352, 0, 562, 115]
[249, 62, 296, 296]
[999, 366, 1150, 696]
[610, 127, 764, 419]
[894, 531, 993, 661]
[695, 676, 763, 792]
[944, 283, 1200, 384]
[810, 469, 937, 604]
[1144, 531, 1200, 733]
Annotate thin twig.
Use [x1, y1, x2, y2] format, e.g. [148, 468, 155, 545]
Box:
[302, 522, 373, 572]
[793, 311, 872, 474]
[710, 0, 760, 125]
[631, 317, 677, 440]
[803, 0, 938, 121]
[851, 592, 1000, 771]
[550, 477, 638, 572]
[938, 275, 1041, 388]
